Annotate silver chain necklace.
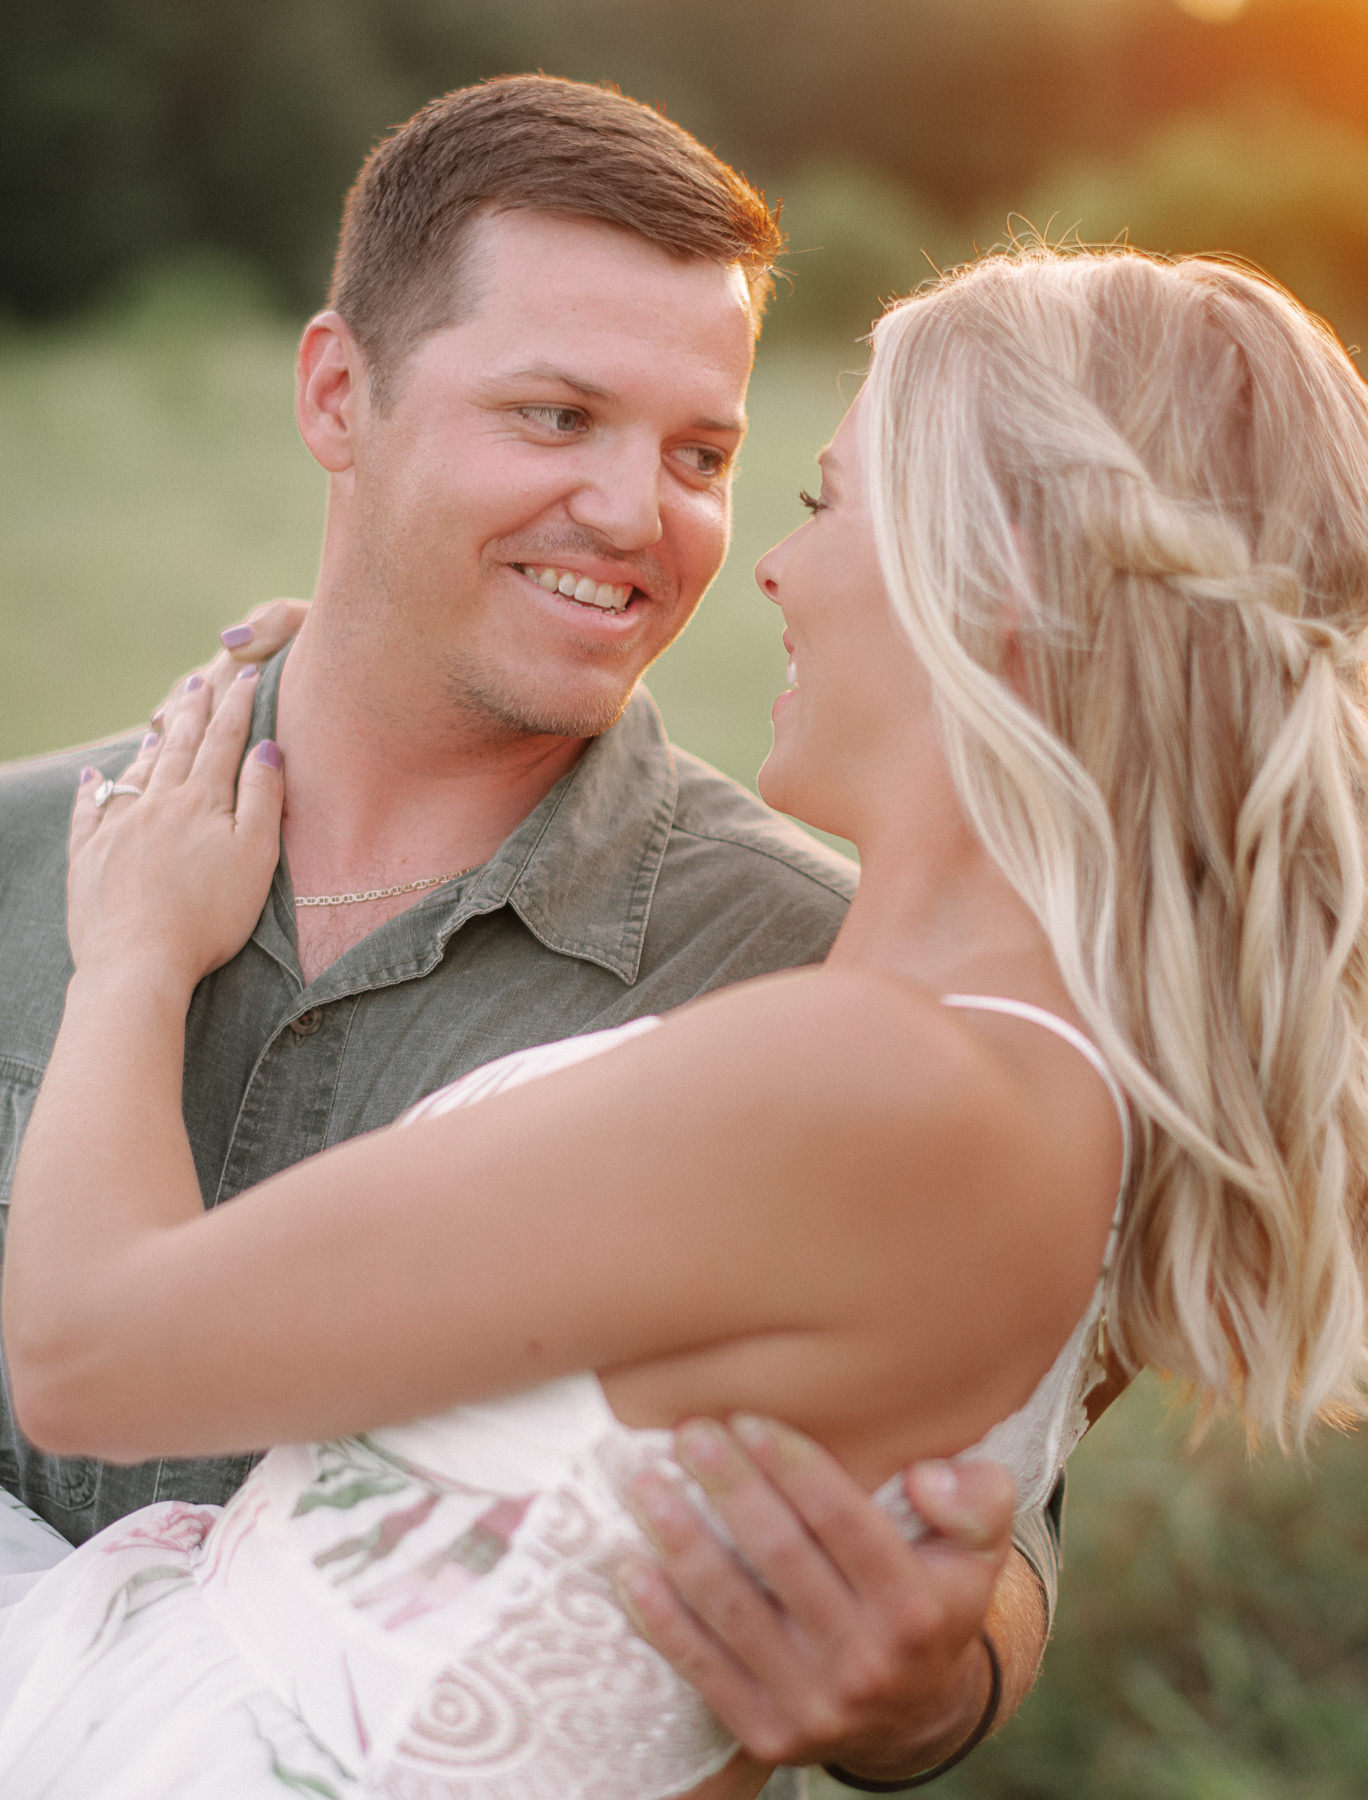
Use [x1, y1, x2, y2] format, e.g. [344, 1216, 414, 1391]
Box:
[293, 868, 477, 908]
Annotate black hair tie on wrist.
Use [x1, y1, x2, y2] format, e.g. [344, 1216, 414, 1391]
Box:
[822, 1629, 1002, 1792]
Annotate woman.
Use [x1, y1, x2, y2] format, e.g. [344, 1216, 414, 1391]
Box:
[2, 244, 1367, 1798]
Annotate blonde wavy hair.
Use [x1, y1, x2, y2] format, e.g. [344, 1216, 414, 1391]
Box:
[862, 247, 1368, 1446]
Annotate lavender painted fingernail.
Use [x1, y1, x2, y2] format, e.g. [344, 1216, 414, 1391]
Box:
[79, 766, 99, 785]
[236, 663, 260, 680]
[186, 674, 204, 693]
[255, 739, 283, 769]
[220, 625, 255, 650]
[142, 731, 161, 751]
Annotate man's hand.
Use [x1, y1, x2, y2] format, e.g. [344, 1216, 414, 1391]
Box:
[151, 599, 310, 728]
[616, 1416, 1040, 1783]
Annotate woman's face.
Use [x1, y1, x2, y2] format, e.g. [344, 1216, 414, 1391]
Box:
[755, 398, 936, 839]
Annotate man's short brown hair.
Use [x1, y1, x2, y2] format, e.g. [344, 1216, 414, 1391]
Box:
[329, 74, 784, 407]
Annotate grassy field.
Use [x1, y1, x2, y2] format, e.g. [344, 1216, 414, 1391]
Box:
[6, 278, 1368, 1796]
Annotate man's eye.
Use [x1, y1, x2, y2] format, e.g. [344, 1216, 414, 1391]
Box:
[519, 406, 586, 434]
[681, 445, 729, 478]
[798, 488, 825, 514]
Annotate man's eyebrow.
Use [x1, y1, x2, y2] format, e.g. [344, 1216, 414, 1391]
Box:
[498, 364, 615, 401]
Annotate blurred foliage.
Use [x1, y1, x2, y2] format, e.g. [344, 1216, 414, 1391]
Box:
[770, 164, 958, 343]
[0, 260, 323, 759]
[8, 0, 1368, 326]
[1011, 88, 1368, 353]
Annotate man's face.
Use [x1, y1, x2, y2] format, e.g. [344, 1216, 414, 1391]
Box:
[337, 209, 756, 743]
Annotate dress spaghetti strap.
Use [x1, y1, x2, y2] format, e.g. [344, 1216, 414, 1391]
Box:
[940, 993, 1132, 1198]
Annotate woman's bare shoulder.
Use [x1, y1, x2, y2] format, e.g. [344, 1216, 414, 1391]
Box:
[649, 965, 1030, 1148]
[658, 965, 1122, 1309]
[607, 966, 1121, 1465]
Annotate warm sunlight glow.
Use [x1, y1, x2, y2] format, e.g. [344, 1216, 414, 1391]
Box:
[1172, 0, 1251, 20]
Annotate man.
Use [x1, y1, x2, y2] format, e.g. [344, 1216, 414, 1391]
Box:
[0, 76, 1057, 1792]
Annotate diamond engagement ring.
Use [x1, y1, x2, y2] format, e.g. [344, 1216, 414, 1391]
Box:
[93, 780, 145, 809]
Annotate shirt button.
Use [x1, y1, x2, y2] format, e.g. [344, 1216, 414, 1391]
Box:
[288, 1008, 324, 1038]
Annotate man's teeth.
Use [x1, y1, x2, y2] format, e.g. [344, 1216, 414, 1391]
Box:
[520, 566, 633, 612]
[786, 657, 798, 687]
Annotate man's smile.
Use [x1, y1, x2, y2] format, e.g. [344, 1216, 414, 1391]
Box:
[514, 564, 635, 613]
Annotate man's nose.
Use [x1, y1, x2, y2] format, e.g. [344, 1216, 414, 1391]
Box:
[567, 441, 664, 548]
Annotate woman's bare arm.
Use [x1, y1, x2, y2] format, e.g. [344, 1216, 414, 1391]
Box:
[10, 961, 1101, 1463]
[12, 981, 1111, 1492]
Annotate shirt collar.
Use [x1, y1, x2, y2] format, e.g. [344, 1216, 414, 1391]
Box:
[249, 653, 678, 991]
[473, 688, 678, 983]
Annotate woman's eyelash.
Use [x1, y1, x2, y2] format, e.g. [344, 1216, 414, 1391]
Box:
[798, 488, 823, 514]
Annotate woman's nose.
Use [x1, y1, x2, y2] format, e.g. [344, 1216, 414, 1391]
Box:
[754, 541, 787, 602]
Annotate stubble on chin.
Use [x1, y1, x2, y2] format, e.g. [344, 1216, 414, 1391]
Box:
[439, 658, 639, 744]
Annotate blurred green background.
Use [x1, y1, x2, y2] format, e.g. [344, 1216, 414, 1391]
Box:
[7, 1, 1368, 1790]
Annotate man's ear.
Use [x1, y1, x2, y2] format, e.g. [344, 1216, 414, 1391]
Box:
[296, 311, 367, 474]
